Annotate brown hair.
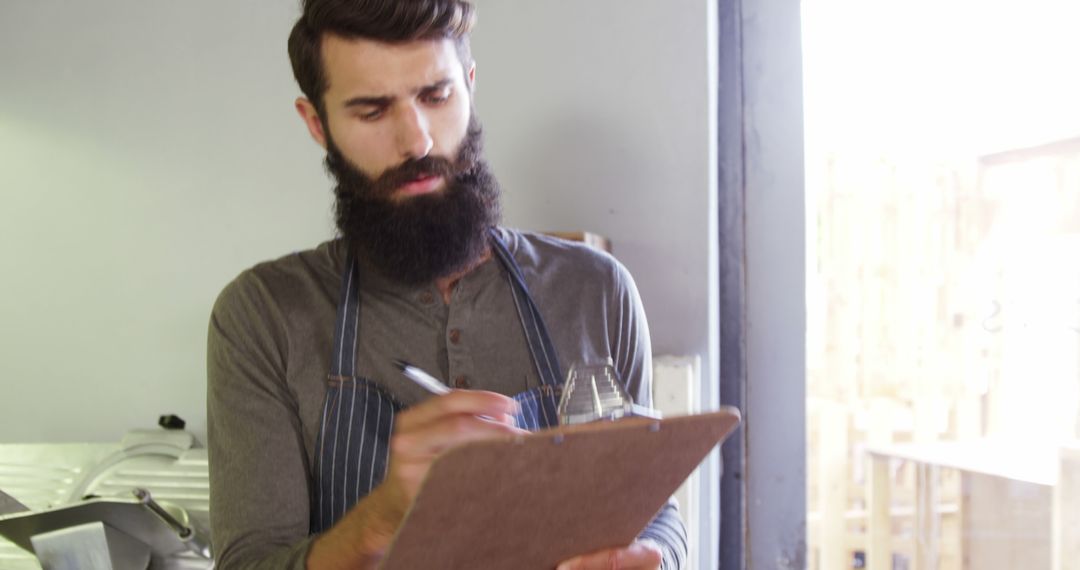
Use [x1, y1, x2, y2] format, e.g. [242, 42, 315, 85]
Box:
[288, 0, 476, 117]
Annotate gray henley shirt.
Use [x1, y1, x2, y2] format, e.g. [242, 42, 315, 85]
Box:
[206, 228, 685, 568]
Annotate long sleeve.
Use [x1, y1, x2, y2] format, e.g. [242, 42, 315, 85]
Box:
[206, 272, 314, 569]
[609, 259, 689, 569]
[638, 500, 688, 569]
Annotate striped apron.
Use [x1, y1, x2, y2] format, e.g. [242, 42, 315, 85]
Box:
[310, 230, 564, 534]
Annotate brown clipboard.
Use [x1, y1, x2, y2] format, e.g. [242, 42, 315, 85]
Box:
[380, 407, 741, 570]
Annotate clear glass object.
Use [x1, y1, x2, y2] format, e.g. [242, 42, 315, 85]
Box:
[557, 359, 661, 425]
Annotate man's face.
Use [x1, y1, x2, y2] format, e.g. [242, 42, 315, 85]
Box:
[295, 35, 500, 285]
[306, 36, 474, 201]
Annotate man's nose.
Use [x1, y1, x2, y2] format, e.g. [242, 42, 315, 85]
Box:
[395, 105, 434, 160]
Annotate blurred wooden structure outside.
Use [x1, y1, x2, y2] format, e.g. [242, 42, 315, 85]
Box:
[807, 136, 1080, 569]
[543, 231, 612, 253]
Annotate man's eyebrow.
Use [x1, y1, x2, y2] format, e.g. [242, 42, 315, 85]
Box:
[417, 78, 454, 92]
[341, 79, 454, 109]
[342, 95, 393, 109]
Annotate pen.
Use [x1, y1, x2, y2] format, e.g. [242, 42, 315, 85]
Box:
[394, 359, 514, 426]
[393, 359, 451, 395]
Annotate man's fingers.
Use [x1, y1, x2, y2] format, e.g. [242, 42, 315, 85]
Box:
[556, 541, 663, 570]
[392, 412, 526, 458]
[382, 391, 526, 506]
[396, 390, 520, 431]
[487, 412, 518, 427]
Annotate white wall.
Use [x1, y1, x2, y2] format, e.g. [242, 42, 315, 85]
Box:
[1, 0, 718, 562]
[0, 1, 329, 443]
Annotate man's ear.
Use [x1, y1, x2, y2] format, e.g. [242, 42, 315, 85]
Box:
[295, 97, 328, 149]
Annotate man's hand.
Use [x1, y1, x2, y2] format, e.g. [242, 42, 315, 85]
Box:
[308, 390, 524, 570]
[556, 540, 663, 570]
[382, 390, 524, 508]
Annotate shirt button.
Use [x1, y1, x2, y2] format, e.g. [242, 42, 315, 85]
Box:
[448, 329, 461, 344]
[453, 375, 470, 389]
[419, 292, 435, 304]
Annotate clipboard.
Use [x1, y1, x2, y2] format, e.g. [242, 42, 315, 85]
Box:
[381, 407, 741, 570]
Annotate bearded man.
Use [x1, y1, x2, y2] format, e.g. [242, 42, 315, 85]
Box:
[206, 1, 686, 568]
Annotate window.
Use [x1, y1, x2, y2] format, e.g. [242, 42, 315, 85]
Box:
[803, 1, 1080, 568]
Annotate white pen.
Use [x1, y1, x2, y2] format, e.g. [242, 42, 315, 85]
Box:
[393, 359, 451, 395]
[394, 360, 517, 426]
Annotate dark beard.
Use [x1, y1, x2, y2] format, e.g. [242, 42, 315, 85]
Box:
[326, 117, 502, 286]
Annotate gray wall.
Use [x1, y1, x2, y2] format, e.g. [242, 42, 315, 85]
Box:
[741, 0, 808, 565]
[1, 0, 719, 562]
[470, 0, 718, 373]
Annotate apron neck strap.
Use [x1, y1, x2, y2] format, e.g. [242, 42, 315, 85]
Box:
[488, 229, 564, 388]
[329, 246, 361, 379]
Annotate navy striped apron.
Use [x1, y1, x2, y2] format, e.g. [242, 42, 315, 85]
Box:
[310, 230, 563, 534]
